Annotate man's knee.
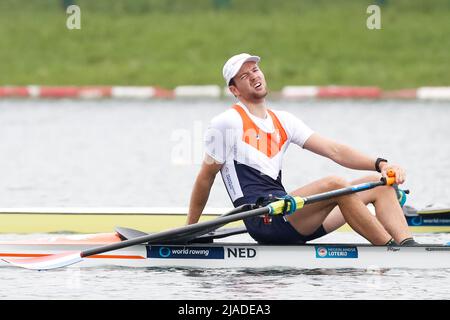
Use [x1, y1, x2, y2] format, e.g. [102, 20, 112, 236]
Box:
[324, 175, 350, 190]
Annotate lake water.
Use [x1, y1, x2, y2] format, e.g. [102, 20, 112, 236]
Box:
[0, 98, 449, 300]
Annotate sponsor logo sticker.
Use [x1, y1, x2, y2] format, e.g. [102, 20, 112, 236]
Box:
[147, 246, 225, 259]
[315, 246, 358, 259]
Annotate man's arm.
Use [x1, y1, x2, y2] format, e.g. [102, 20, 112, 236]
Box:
[186, 154, 223, 225]
[303, 133, 405, 184]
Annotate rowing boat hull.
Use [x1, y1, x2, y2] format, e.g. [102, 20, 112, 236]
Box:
[0, 207, 448, 234]
[0, 234, 448, 269]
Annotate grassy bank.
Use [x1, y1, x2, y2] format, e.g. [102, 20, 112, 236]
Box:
[0, 0, 449, 89]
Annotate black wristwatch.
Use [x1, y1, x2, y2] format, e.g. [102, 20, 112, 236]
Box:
[375, 158, 388, 172]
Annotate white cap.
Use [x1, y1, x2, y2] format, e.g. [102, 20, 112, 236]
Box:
[222, 53, 260, 85]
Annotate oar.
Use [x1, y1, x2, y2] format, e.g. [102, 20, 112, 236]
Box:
[2, 174, 395, 270]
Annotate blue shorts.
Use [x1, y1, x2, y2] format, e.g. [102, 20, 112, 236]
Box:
[244, 216, 327, 244]
[235, 191, 327, 244]
[244, 214, 327, 245]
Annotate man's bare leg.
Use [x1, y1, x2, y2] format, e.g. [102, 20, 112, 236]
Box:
[286, 176, 392, 245]
[322, 175, 413, 243]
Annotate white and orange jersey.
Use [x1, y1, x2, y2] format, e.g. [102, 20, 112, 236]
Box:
[204, 102, 314, 207]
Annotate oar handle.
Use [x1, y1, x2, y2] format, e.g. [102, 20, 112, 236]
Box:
[386, 169, 396, 185]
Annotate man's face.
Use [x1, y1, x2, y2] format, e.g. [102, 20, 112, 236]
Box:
[230, 61, 268, 100]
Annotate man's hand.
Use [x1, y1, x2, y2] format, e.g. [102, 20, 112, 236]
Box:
[379, 162, 406, 184]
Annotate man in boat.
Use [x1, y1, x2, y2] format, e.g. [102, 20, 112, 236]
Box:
[187, 53, 417, 246]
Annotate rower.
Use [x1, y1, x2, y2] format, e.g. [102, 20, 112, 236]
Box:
[187, 53, 418, 246]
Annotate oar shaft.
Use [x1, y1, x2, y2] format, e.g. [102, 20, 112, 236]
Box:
[150, 204, 256, 244]
[81, 206, 270, 257]
[304, 180, 386, 205]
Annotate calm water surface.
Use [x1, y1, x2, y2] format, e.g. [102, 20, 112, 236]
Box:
[0, 99, 449, 299]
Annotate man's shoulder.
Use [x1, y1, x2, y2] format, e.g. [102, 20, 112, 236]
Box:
[269, 109, 313, 136]
[270, 109, 297, 124]
[209, 107, 242, 129]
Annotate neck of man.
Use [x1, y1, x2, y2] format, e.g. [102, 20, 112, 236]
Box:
[239, 97, 267, 119]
